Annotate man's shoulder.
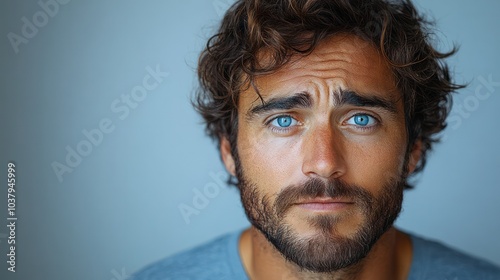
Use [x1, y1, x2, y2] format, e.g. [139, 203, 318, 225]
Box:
[409, 233, 500, 280]
[132, 229, 247, 280]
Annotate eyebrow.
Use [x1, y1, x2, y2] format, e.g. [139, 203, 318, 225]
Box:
[336, 89, 398, 114]
[247, 92, 312, 119]
[246, 89, 398, 119]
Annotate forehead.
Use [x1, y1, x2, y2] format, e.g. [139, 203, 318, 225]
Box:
[242, 34, 400, 105]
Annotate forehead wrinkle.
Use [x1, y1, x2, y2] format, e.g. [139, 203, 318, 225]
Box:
[330, 86, 343, 106]
[307, 79, 331, 107]
[293, 56, 354, 75]
[269, 76, 342, 110]
[245, 34, 399, 112]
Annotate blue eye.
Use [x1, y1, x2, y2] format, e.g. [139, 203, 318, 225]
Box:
[270, 115, 297, 128]
[347, 114, 376, 127]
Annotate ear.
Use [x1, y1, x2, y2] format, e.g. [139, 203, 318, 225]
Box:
[220, 136, 236, 176]
[407, 140, 422, 174]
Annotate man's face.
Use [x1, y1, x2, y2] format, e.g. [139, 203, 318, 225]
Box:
[222, 34, 417, 272]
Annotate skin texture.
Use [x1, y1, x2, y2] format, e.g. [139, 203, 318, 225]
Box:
[220, 34, 421, 280]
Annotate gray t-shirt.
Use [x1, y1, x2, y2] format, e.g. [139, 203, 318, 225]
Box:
[133, 229, 500, 279]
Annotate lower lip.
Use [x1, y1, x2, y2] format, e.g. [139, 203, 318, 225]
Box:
[297, 202, 352, 211]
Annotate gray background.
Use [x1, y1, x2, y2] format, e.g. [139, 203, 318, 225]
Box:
[0, 0, 499, 279]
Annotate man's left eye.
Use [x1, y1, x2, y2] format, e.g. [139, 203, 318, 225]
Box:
[346, 114, 377, 127]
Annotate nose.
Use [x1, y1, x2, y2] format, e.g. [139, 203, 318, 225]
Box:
[301, 124, 346, 179]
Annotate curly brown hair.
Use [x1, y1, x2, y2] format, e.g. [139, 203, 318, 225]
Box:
[194, 0, 464, 188]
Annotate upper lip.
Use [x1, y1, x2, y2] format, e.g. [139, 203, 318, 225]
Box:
[294, 197, 353, 204]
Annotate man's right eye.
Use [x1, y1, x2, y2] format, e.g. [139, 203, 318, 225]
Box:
[270, 115, 298, 128]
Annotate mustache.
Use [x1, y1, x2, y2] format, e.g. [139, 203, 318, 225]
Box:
[274, 178, 374, 217]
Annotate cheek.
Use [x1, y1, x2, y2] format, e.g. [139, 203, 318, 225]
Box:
[345, 135, 407, 191]
[238, 130, 302, 190]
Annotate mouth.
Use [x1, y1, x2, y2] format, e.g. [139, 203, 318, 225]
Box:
[294, 197, 354, 211]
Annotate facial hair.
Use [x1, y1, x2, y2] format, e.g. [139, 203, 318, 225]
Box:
[236, 167, 405, 273]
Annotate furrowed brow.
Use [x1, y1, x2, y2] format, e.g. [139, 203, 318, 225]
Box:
[246, 92, 312, 120]
[337, 89, 398, 114]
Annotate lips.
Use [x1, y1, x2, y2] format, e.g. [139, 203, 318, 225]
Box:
[294, 197, 354, 211]
[295, 197, 352, 204]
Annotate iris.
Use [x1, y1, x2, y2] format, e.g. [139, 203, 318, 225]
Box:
[353, 114, 370, 126]
[277, 116, 293, 127]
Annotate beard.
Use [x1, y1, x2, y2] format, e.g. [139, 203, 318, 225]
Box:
[235, 163, 406, 273]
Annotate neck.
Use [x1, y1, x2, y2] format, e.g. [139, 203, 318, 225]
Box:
[239, 226, 412, 280]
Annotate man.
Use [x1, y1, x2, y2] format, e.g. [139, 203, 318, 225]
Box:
[135, 0, 500, 279]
